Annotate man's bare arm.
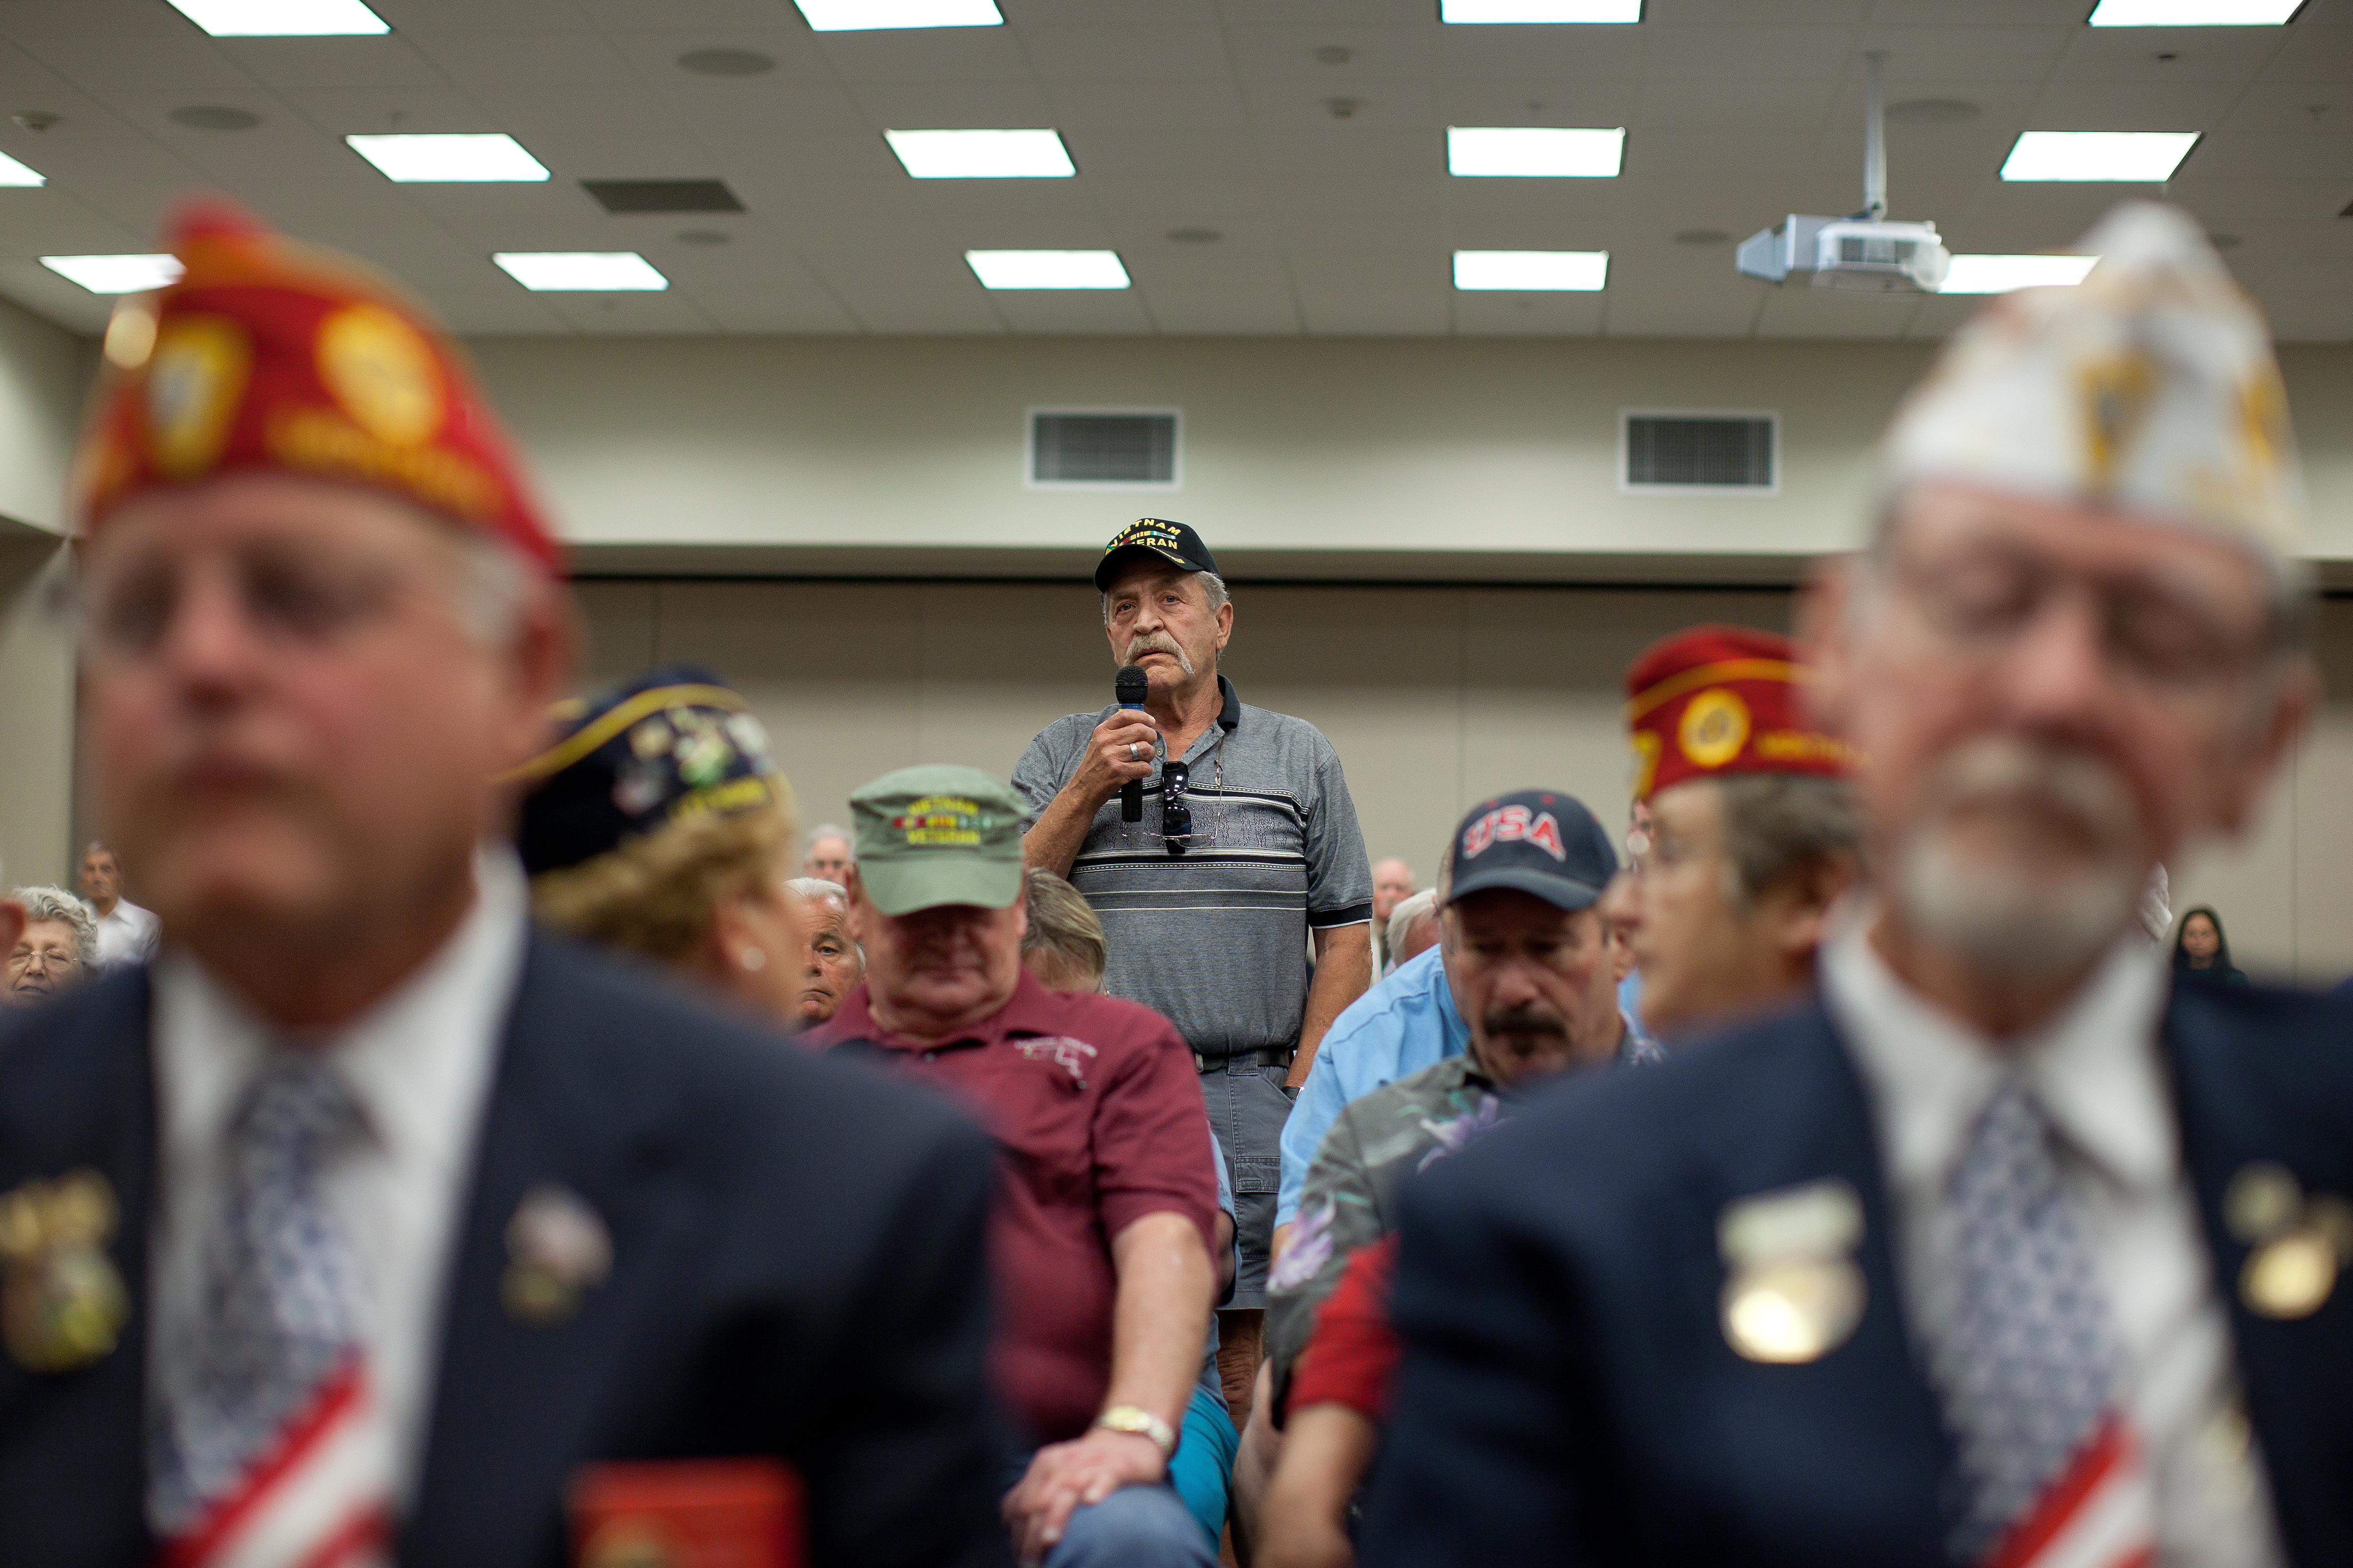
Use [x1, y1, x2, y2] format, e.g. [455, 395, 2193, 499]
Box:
[1021, 712, 1160, 877]
[1288, 924, 1372, 1090]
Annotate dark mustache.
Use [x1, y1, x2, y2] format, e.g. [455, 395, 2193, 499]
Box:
[1481, 1006, 1568, 1041]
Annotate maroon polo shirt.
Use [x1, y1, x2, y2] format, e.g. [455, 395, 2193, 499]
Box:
[809, 970, 1217, 1444]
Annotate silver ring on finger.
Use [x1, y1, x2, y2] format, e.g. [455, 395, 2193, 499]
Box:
[1128, 742, 1141, 760]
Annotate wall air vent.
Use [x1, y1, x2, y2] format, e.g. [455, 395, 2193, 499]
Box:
[1620, 410, 1778, 494]
[1027, 409, 1182, 490]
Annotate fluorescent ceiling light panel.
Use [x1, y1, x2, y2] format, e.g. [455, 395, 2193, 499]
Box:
[965, 250, 1129, 290]
[2000, 131, 2198, 182]
[2089, 0, 2300, 24]
[1448, 126, 1624, 177]
[164, 0, 389, 35]
[885, 129, 1075, 179]
[346, 134, 549, 183]
[0, 151, 44, 187]
[493, 252, 668, 292]
[42, 255, 186, 294]
[1453, 250, 1609, 291]
[1441, 0, 1642, 19]
[794, 0, 1002, 29]
[1941, 254, 2101, 294]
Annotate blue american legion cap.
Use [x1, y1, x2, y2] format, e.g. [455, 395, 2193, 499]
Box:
[512, 664, 785, 877]
[1445, 789, 1617, 912]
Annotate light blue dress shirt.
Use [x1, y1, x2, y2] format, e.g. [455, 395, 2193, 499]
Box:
[1278, 947, 1468, 1227]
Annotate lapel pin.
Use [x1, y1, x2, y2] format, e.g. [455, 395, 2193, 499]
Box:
[502, 1184, 612, 1327]
[2224, 1162, 2348, 1321]
[1718, 1178, 1867, 1365]
[0, 1169, 129, 1373]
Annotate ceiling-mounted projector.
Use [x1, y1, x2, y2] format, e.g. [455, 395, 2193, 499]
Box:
[1737, 53, 1950, 297]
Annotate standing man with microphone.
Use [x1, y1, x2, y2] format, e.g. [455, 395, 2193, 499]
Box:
[1016, 519, 1376, 1432]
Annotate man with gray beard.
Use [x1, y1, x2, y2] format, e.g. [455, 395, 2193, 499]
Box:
[1016, 518, 1375, 1431]
[1364, 203, 2352, 1568]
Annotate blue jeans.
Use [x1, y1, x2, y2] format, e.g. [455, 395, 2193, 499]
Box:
[1044, 1479, 1219, 1568]
[1167, 1380, 1239, 1545]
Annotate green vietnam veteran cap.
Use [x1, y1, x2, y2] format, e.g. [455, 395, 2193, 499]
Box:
[849, 764, 1026, 916]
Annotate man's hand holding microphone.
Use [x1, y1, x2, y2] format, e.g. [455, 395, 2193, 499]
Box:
[1070, 664, 1158, 820]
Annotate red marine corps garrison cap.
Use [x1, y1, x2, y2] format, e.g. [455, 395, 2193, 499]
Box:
[1623, 625, 1856, 806]
[71, 198, 560, 574]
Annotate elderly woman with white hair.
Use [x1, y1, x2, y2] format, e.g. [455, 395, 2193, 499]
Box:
[5, 885, 99, 1005]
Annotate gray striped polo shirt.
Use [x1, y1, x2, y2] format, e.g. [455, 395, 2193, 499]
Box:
[1014, 676, 1374, 1061]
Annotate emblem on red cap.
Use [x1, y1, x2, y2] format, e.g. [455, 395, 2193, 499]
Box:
[1624, 626, 1856, 804]
[73, 196, 559, 575]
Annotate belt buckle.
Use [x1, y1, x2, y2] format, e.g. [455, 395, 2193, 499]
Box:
[1193, 1051, 1209, 1073]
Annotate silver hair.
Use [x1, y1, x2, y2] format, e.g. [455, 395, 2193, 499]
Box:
[1713, 774, 1863, 907]
[787, 877, 863, 971]
[1385, 888, 1440, 960]
[82, 841, 111, 859]
[803, 824, 852, 854]
[785, 877, 848, 907]
[11, 886, 99, 968]
[1101, 569, 1229, 626]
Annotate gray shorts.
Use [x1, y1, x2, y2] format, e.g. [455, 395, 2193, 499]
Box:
[1198, 1057, 1293, 1310]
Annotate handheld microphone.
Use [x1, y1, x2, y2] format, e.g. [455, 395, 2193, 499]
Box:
[1116, 664, 1150, 823]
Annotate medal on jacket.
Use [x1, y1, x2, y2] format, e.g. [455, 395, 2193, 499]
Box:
[2226, 1161, 2350, 1320]
[502, 1184, 613, 1326]
[1717, 1178, 1867, 1365]
[0, 1169, 129, 1373]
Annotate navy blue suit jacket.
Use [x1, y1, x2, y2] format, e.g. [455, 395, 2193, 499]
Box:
[1361, 982, 2353, 1568]
[0, 932, 1011, 1568]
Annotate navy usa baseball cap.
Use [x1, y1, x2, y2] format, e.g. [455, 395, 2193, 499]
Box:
[1445, 789, 1617, 912]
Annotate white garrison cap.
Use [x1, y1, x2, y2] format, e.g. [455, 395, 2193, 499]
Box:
[1880, 201, 2305, 557]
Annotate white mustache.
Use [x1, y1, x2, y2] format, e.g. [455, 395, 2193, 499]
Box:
[1124, 635, 1195, 677]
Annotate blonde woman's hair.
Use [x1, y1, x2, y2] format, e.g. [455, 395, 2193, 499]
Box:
[1021, 867, 1107, 987]
[530, 795, 795, 963]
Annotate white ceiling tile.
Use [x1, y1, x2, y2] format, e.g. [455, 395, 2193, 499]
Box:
[0, 1, 2341, 340]
[1451, 292, 1607, 335]
[213, 36, 447, 89]
[1754, 287, 1920, 339]
[692, 290, 861, 332]
[989, 292, 1157, 332]
[1296, 286, 1449, 334]
[826, 287, 1005, 332]
[1142, 287, 1301, 333]
[536, 290, 719, 333]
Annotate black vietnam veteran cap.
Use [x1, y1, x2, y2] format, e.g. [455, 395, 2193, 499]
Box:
[1093, 517, 1220, 590]
[1445, 789, 1618, 912]
[512, 665, 787, 877]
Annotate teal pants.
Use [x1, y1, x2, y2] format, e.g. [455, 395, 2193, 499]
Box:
[1167, 1380, 1239, 1545]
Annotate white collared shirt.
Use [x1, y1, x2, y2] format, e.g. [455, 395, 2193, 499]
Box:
[1822, 914, 2285, 1568]
[147, 849, 527, 1521]
[90, 898, 161, 970]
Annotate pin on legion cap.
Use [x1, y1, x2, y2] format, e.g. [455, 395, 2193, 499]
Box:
[849, 764, 1026, 916]
[511, 664, 785, 877]
[1446, 789, 1617, 913]
[1093, 517, 1219, 591]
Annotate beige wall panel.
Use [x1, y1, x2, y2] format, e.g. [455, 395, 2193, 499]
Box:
[1461, 588, 1794, 840]
[2170, 769, 2299, 981]
[0, 538, 75, 889]
[1226, 586, 1467, 877]
[651, 582, 923, 842]
[2291, 601, 2353, 987]
[572, 580, 659, 687]
[914, 581, 1117, 782]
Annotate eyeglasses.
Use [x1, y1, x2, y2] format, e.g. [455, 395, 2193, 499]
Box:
[1884, 543, 2269, 705]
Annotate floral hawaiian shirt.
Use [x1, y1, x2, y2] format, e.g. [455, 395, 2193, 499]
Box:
[1265, 1043, 1651, 1412]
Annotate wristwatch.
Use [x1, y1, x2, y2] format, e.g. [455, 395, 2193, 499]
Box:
[1093, 1404, 1178, 1459]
